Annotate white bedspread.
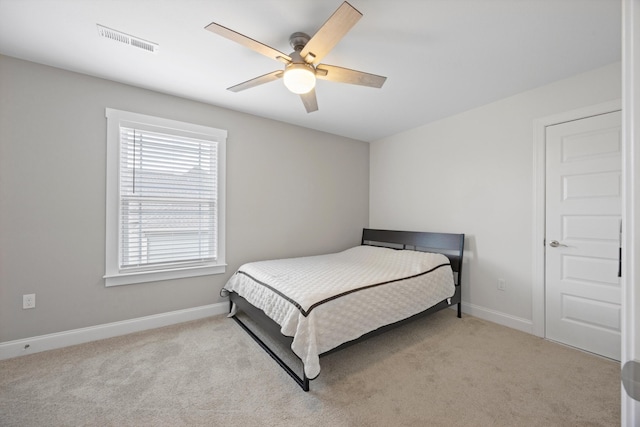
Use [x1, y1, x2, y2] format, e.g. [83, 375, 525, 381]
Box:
[223, 245, 455, 379]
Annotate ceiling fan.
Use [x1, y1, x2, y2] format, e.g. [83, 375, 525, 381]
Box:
[204, 1, 386, 113]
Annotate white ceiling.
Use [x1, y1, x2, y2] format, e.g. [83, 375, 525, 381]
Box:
[0, 0, 621, 142]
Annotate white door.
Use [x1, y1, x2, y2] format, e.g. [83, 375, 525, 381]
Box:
[545, 111, 622, 361]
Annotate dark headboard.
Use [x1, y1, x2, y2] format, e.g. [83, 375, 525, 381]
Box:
[361, 228, 465, 285]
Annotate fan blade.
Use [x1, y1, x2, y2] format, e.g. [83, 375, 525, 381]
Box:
[205, 22, 291, 63]
[300, 2, 362, 65]
[227, 70, 283, 92]
[316, 64, 386, 88]
[300, 89, 318, 113]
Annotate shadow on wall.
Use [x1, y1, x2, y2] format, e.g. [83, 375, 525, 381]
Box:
[460, 234, 475, 303]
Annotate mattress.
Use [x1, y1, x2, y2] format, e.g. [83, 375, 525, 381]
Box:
[223, 245, 455, 379]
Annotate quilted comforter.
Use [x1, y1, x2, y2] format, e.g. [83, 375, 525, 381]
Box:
[223, 245, 455, 379]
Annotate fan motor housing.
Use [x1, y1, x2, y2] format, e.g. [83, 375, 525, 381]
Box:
[289, 32, 310, 51]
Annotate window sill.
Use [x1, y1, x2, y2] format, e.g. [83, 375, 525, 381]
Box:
[104, 263, 226, 287]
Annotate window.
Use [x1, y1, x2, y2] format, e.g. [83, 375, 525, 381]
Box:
[104, 109, 226, 286]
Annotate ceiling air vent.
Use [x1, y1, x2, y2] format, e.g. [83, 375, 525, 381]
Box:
[97, 24, 158, 53]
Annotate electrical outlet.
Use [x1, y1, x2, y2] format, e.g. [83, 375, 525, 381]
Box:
[23, 294, 35, 309]
[497, 279, 506, 292]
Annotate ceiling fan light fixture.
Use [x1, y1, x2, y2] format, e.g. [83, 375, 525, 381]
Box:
[283, 63, 316, 94]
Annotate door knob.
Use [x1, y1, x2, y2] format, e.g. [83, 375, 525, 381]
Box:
[549, 240, 567, 248]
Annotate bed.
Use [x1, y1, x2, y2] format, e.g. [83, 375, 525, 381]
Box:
[222, 228, 465, 391]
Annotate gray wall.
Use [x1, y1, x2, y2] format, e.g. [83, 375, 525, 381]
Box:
[0, 55, 369, 342]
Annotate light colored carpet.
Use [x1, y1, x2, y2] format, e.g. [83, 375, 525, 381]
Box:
[0, 310, 620, 426]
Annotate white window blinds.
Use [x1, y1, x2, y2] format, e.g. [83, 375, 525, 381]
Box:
[119, 126, 218, 270]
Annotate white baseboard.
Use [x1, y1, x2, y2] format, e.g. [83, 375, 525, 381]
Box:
[459, 301, 534, 334]
[0, 302, 229, 361]
[1, 301, 534, 362]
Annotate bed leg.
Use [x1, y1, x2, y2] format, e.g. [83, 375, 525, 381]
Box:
[457, 302, 462, 318]
[303, 374, 310, 392]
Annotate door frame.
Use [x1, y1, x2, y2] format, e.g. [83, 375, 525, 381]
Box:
[531, 99, 622, 338]
[622, 0, 640, 423]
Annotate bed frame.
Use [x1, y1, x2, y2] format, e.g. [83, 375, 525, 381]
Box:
[228, 228, 465, 391]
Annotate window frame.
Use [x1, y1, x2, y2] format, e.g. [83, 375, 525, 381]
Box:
[104, 108, 226, 287]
